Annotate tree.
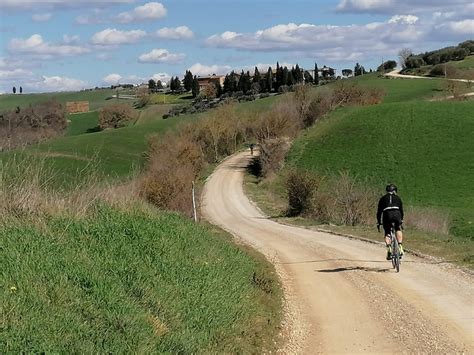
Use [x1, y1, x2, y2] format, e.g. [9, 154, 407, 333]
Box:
[377, 60, 397, 72]
[19, 86, 23, 94]
[12, 86, 16, 94]
[99, 103, 135, 129]
[214, 79, 222, 97]
[287, 68, 295, 86]
[170, 76, 181, 92]
[304, 70, 313, 84]
[282, 67, 289, 87]
[192, 76, 200, 97]
[275, 62, 282, 90]
[314, 63, 319, 85]
[398, 48, 413, 69]
[253, 66, 261, 83]
[294, 64, 303, 83]
[148, 79, 156, 92]
[156, 80, 163, 90]
[265, 67, 273, 93]
[354, 63, 366, 76]
[183, 70, 193, 91]
[342, 69, 353, 77]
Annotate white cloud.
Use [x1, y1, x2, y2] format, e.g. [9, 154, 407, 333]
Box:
[103, 73, 122, 84]
[32, 13, 52, 22]
[151, 72, 171, 83]
[336, 0, 473, 14]
[155, 26, 194, 40]
[336, 0, 393, 12]
[9, 34, 90, 58]
[28, 75, 87, 92]
[206, 20, 432, 61]
[388, 15, 419, 25]
[188, 63, 232, 76]
[138, 49, 185, 63]
[1, 0, 135, 11]
[444, 19, 474, 35]
[116, 2, 166, 23]
[91, 28, 146, 45]
[0, 68, 34, 81]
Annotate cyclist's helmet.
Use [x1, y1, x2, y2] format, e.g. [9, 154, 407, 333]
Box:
[386, 184, 398, 193]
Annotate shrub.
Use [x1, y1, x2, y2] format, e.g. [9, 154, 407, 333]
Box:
[258, 138, 290, 178]
[99, 103, 135, 129]
[298, 171, 378, 226]
[140, 132, 204, 216]
[0, 99, 67, 150]
[405, 56, 425, 69]
[285, 168, 319, 217]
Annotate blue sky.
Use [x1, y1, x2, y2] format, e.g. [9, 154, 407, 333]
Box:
[0, 0, 472, 93]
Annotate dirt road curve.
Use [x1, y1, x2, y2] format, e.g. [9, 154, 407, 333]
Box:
[202, 151, 473, 354]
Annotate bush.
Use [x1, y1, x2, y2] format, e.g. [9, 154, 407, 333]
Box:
[140, 132, 204, 216]
[99, 103, 135, 129]
[310, 172, 377, 226]
[405, 56, 425, 69]
[0, 99, 67, 150]
[377, 60, 397, 72]
[285, 169, 319, 217]
[258, 138, 290, 178]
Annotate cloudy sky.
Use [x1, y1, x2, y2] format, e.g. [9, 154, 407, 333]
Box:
[0, 0, 472, 93]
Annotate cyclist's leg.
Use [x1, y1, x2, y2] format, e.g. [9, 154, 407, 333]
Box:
[393, 211, 404, 255]
[383, 222, 392, 259]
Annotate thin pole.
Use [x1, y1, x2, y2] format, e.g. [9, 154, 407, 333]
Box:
[192, 181, 197, 222]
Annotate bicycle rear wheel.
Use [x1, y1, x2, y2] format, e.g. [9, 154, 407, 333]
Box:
[392, 239, 400, 273]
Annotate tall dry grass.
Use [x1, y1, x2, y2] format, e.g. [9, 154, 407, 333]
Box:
[0, 154, 141, 223]
[0, 100, 67, 151]
[404, 206, 450, 235]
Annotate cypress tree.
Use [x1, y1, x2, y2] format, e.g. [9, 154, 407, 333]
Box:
[282, 67, 289, 87]
[183, 70, 193, 91]
[253, 66, 261, 83]
[192, 76, 200, 97]
[314, 62, 319, 85]
[266, 67, 273, 92]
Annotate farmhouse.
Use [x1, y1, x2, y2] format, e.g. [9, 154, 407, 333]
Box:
[196, 74, 226, 90]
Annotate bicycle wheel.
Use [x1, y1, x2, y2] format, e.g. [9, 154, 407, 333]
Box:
[393, 239, 400, 273]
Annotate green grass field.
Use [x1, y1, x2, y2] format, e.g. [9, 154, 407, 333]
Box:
[352, 73, 450, 102]
[0, 89, 117, 112]
[2, 205, 281, 352]
[66, 111, 100, 136]
[149, 93, 192, 105]
[401, 55, 474, 79]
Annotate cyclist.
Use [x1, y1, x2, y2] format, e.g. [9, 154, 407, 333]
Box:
[377, 184, 404, 260]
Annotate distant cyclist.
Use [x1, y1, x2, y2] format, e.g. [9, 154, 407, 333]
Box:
[377, 184, 404, 260]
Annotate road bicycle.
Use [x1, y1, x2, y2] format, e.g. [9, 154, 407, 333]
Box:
[378, 222, 402, 272]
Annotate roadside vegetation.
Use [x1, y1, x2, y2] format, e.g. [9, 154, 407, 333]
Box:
[1, 157, 281, 353]
[245, 73, 473, 268]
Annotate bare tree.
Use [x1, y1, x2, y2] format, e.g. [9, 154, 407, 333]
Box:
[398, 48, 413, 69]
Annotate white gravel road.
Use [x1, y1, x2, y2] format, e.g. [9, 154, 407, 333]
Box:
[202, 151, 473, 354]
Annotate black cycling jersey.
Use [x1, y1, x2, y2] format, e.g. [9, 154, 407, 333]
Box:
[377, 192, 404, 225]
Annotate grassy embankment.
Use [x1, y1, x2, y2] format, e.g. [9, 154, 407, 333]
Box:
[246, 74, 474, 267]
[1, 92, 282, 351]
[401, 55, 474, 79]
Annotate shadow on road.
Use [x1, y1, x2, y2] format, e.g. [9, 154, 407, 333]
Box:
[317, 266, 391, 273]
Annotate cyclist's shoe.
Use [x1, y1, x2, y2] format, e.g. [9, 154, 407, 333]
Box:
[399, 244, 404, 258]
[386, 246, 392, 260]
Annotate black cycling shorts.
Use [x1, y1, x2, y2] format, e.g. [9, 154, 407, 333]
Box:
[382, 210, 402, 235]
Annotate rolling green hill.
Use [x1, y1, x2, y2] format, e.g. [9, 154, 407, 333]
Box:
[286, 75, 474, 237]
[1, 92, 282, 352]
[2, 205, 280, 353]
[0, 89, 117, 111]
